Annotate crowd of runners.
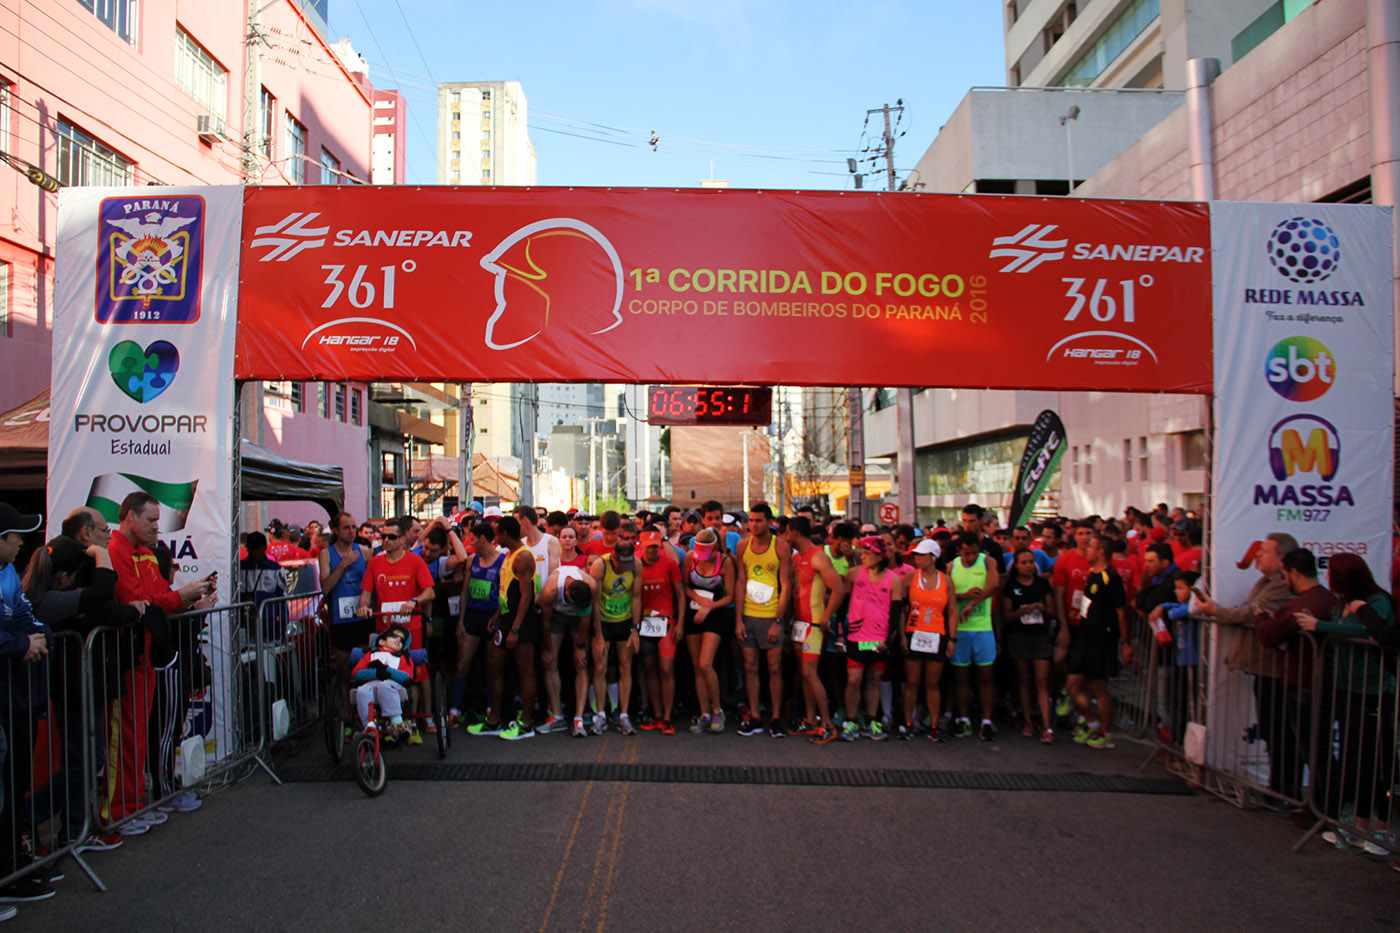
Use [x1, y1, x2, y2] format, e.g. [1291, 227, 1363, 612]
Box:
[319, 499, 1216, 751]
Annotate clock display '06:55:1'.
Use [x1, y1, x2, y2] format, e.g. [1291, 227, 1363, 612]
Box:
[645, 386, 773, 426]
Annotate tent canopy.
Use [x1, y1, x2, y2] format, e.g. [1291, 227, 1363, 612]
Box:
[0, 389, 343, 517]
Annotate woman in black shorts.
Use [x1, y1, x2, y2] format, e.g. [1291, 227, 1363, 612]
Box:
[1002, 548, 1056, 743]
[684, 528, 735, 733]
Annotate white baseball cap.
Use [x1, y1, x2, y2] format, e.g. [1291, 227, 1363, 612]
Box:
[906, 538, 941, 558]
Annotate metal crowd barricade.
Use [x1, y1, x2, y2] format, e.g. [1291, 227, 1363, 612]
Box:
[85, 601, 272, 837]
[256, 593, 329, 754]
[1106, 609, 1155, 740]
[0, 630, 103, 893]
[1301, 633, 1398, 858]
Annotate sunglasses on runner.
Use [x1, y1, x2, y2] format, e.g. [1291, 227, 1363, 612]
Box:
[382, 533, 401, 540]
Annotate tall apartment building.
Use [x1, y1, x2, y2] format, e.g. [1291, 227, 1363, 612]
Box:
[437, 80, 536, 186]
[372, 88, 406, 184]
[0, 0, 377, 525]
[868, 0, 1365, 525]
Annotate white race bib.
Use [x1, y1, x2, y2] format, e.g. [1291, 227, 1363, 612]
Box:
[639, 614, 669, 638]
[448, 595, 461, 617]
[336, 595, 359, 620]
[745, 578, 775, 606]
[1073, 591, 1090, 616]
[910, 630, 941, 654]
[689, 588, 714, 611]
[382, 600, 413, 625]
[1023, 609, 1044, 626]
[790, 621, 811, 643]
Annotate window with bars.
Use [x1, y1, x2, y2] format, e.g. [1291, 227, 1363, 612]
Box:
[77, 0, 136, 44]
[285, 115, 306, 184]
[1139, 436, 1148, 480]
[259, 87, 275, 158]
[320, 147, 340, 184]
[1123, 438, 1133, 482]
[317, 383, 328, 419]
[175, 26, 227, 120]
[290, 382, 303, 412]
[334, 384, 346, 422]
[350, 388, 362, 425]
[56, 120, 133, 187]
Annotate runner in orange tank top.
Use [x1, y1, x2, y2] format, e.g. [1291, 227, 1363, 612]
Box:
[899, 539, 961, 742]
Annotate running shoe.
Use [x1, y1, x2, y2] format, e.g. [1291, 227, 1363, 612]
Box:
[75, 833, 123, 853]
[1072, 720, 1091, 745]
[0, 875, 54, 903]
[1021, 722, 1035, 739]
[500, 718, 535, 741]
[795, 718, 817, 736]
[859, 720, 873, 739]
[927, 726, 948, 743]
[448, 710, 465, 728]
[1321, 829, 1360, 851]
[407, 725, 424, 746]
[1054, 691, 1072, 719]
[689, 713, 711, 734]
[639, 718, 664, 731]
[1362, 832, 1395, 858]
[709, 710, 726, 733]
[979, 720, 996, 742]
[618, 714, 636, 736]
[538, 715, 568, 735]
[591, 712, 608, 735]
[661, 720, 676, 735]
[811, 722, 837, 745]
[424, 720, 438, 735]
[768, 719, 787, 738]
[572, 718, 587, 738]
[869, 720, 888, 741]
[158, 791, 202, 813]
[143, 810, 169, 826]
[467, 719, 504, 737]
[737, 716, 762, 736]
[840, 720, 860, 742]
[1085, 730, 1115, 750]
[117, 816, 152, 837]
[898, 722, 915, 741]
[952, 718, 972, 738]
[1040, 728, 1055, 745]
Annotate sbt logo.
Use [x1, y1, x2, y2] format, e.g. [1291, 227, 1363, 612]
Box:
[1264, 336, 1335, 402]
[1255, 413, 1352, 508]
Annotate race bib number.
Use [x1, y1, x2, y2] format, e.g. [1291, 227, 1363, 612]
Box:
[745, 578, 775, 606]
[336, 596, 359, 620]
[1073, 592, 1090, 616]
[689, 588, 714, 611]
[448, 595, 461, 617]
[639, 615, 669, 638]
[790, 621, 811, 643]
[382, 600, 412, 625]
[468, 578, 492, 602]
[603, 594, 631, 619]
[910, 630, 941, 654]
[1023, 609, 1044, 626]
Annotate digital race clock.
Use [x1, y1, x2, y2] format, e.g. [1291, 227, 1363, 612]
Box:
[646, 386, 773, 426]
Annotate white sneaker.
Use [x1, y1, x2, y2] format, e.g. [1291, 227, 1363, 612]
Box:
[618, 713, 635, 736]
[118, 815, 152, 836]
[590, 712, 607, 735]
[142, 810, 169, 825]
[0, 904, 16, 921]
[571, 718, 587, 737]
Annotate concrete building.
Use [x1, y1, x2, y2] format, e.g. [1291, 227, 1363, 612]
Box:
[871, 0, 1372, 525]
[372, 88, 406, 184]
[437, 80, 536, 186]
[0, 0, 377, 525]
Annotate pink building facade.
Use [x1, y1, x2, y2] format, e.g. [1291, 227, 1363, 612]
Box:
[0, 0, 375, 522]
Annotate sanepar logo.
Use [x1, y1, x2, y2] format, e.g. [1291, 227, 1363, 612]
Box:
[1264, 336, 1335, 401]
[1267, 414, 1340, 481]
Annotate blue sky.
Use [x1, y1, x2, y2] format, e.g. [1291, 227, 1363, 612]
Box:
[329, 1, 1006, 189]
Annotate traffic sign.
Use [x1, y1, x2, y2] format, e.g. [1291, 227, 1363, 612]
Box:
[878, 502, 898, 524]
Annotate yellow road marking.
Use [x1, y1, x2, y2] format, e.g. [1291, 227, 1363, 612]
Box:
[593, 735, 640, 931]
[536, 733, 612, 933]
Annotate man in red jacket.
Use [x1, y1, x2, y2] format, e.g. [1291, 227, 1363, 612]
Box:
[103, 492, 213, 834]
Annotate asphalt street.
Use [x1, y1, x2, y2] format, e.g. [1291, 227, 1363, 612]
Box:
[16, 725, 1397, 931]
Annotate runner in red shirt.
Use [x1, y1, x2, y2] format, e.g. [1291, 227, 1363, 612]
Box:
[265, 522, 310, 563]
[1052, 522, 1095, 632]
[636, 527, 684, 732]
[580, 510, 621, 557]
[357, 516, 435, 743]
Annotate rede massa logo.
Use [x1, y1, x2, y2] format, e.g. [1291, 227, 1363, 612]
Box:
[1267, 217, 1340, 284]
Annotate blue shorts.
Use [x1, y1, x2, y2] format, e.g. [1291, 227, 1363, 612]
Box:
[950, 629, 996, 666]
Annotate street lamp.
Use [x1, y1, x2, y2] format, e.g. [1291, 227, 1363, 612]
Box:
[1059, 105, 1080, 195]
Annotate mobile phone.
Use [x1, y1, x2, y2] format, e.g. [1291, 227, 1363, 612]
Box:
[1190, 586, 1206, 600]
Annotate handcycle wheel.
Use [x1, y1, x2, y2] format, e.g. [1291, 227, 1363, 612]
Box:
[323, 673, 346, 764]
[352, 731, 387, 797]
[432, 671, 449, 759]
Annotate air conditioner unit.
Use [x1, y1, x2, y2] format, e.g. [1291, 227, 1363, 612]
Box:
[196, 113, 229, 142]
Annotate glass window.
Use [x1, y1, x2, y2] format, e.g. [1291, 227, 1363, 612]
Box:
[1084, 445, 1093, 484]
[317, 382, 328, 419]
[56, 120, 133, 186]
[77, 0, 136, 44]
[351, 388, 362, 425]
[1181, 430, 1207, 471]
[1139, 436, 1148, 479]
[290, 382, 303, 412]
[334, 384, 346, 421]
[285, 115, 306, 184]
[320, 147, 340, 184]
[1123, 438, 1133, 482]
[1072, 446, 1079, 484]
[175, 26, 227, 120]
[1062, 0, 1159, 86]
[259, 87, 275, 158]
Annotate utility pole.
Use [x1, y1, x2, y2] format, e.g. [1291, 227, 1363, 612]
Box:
[776, 390, 789, 515]
[242, 0, 264, 181]
[458, 383, 473, 510]
[520, 382, 536, 505]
